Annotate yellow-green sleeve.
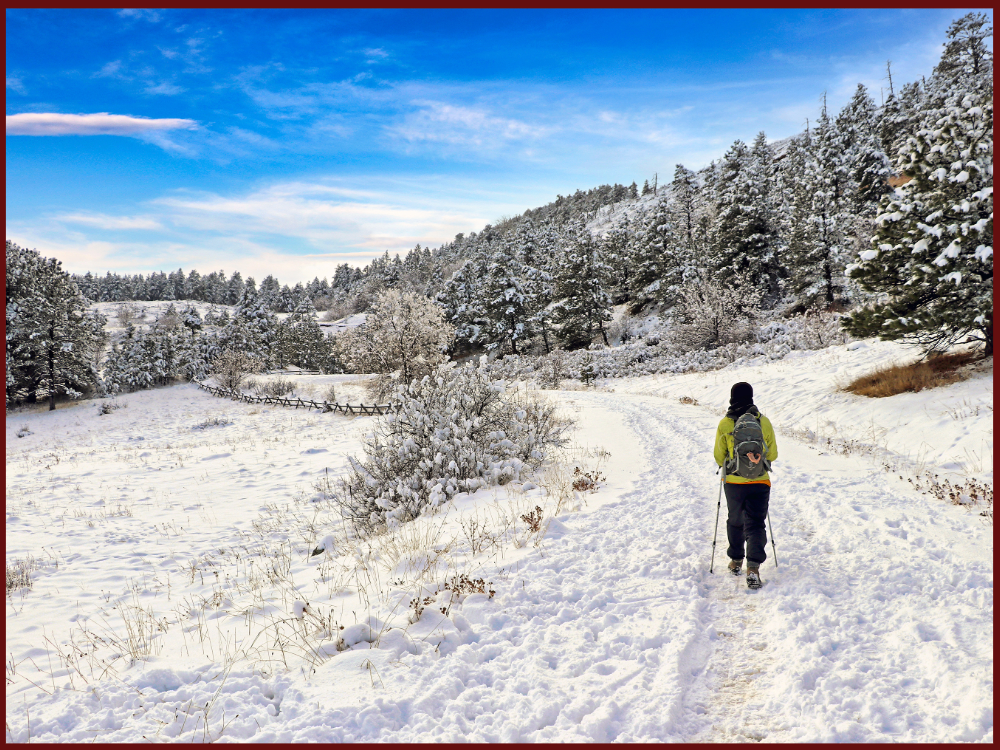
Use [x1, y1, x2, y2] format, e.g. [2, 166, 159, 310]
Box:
[762, 415, 778, 462]
[714, 419, 732, 467]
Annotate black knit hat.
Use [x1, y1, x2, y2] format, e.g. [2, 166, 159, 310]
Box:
[729, 382, 753, 409]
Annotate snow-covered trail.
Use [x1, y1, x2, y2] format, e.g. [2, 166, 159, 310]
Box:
[566, 389, 993, 742]
[266, 388, 992, 742]
[5, 383, 992, 742]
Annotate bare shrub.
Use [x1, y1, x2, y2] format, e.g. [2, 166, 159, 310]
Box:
[96, 398, 127, 415]
[329, 364, 573, 535]
[16, 424, 31, 438]
[192, 415, 232, 430]
[248, 376, 295, 398]
[6, 556, 39, 595]
[671, 276, 763, 351]
[537, 349, 569, 389]
[333, 289, 454, 401]
[210, 349, 264, 392]
[323, 384, 337, 403]
[843, 351, 980, 398]
[520, 505, 543, 533]
[116, 301, 141, 326]
[571, 468, 605, 492]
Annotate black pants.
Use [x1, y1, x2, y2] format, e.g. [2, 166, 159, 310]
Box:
[724, 482, 770, 566]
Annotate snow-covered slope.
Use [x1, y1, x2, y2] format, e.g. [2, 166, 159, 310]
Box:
[5, 341, 992, 742]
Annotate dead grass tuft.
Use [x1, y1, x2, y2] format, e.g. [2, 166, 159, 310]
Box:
[842, 351, 982, 398]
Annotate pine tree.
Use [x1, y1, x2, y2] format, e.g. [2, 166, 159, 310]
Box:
[708, 134, 784, 305]
[178, 303, 202, 337]
[220, 287, 279, 366]
[551, 222, 613, 349]
[669, 164, 701, 253]
[785, 100, 857, 309]
[436, 257, 489, 351]
[6, 242, 106, 408]
[276, 295, 331, 370]
[843, 15, 993, 355]
[837, 83, 892, 213]
[600, 220, 633, 304]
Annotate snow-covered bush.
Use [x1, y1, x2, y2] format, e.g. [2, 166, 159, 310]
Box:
[210, 349, 264, 392]
[334, 289, 454, 401]
[671, 277, 762, 351]
[484, 310, 852, 383]
[330, 362, 573, 535]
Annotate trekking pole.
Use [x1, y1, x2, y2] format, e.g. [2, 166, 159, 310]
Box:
[767, 509, 778, 568]
[709, 472, 724, 573]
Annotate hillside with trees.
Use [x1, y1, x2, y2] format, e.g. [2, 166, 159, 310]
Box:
[7, 13, 991, 408]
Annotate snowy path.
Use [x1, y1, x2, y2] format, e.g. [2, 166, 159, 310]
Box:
[267, 389, 993, 742]
[5, 383, 993, 742]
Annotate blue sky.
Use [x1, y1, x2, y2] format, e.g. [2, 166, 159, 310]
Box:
[5, 8, 985, 285]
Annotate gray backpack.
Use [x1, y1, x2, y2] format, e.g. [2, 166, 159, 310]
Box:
[727, 410, 770, 479]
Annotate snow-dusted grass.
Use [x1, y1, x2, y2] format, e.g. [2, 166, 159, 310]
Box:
[6, 340, 993, 742]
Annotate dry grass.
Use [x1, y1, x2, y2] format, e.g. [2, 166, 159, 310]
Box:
[842, 351, 982, 398]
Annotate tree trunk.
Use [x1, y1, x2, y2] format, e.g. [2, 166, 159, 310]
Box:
[47, 341, 56, 411]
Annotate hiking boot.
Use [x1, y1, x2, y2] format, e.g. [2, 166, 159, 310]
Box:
[728, 558, 743, 576]
[746, 565, 762, 590]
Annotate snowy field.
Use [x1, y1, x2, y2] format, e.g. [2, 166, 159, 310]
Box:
[5, 339, 993, 742]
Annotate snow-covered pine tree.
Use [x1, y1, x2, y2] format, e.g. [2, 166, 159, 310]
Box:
[600, 220, 634, 305]
[220, 286, 279, 367]
[843, 13, 993, 355]
[276, 295, 331, 370]
[669, 164, 702, 254]
[551, 221, 613, 348]
[626, 197, 673, 307]
[437, 257, 489, 351]
[178, 303, 202, 337]
[226, 271, 245, 305]
[5, 241, 105, 409]
[878, 80, 924, 164]
[708, 134, 784, 305]
[837, 83, 892, 214]
[784, 101, 856, 309]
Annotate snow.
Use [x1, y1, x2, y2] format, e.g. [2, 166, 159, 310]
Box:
[6, 339, 993, 742]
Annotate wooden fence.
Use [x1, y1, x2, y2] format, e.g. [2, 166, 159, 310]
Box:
[194, 380, 396, 416]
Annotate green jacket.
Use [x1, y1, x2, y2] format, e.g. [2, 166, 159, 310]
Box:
[714, 411, 778, 484]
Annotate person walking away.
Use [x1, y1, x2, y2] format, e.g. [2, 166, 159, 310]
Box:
[714, 382, 778, 589]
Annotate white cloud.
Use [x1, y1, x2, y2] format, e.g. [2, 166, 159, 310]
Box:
[56, 213, 163, 231]
[145, 82, 186, 96]
[93, 60, 125, 79]
[118, 9, 162, 22]
[6, 76, 26, 94]
[391, 101, 551, 147]
[6, 112, 198, 136]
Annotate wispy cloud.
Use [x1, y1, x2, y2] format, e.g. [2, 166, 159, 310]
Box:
[56, 213, 163, 231]
[118, 9, 162, 23]
[145, 81, 186, 96]
[6, 112, 198, 136]
[93, 60, 126, 79]
[6, 76, 27, 94]
[390, 101, 551, 147]
[151, 179, 495, 252]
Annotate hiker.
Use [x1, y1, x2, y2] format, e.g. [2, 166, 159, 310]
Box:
[714, 382, 777, 589]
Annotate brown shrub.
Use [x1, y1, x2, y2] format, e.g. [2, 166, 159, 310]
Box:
[843, 351, 981, 398]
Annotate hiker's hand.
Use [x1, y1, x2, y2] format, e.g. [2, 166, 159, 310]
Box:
[746, 452, 761, 464]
